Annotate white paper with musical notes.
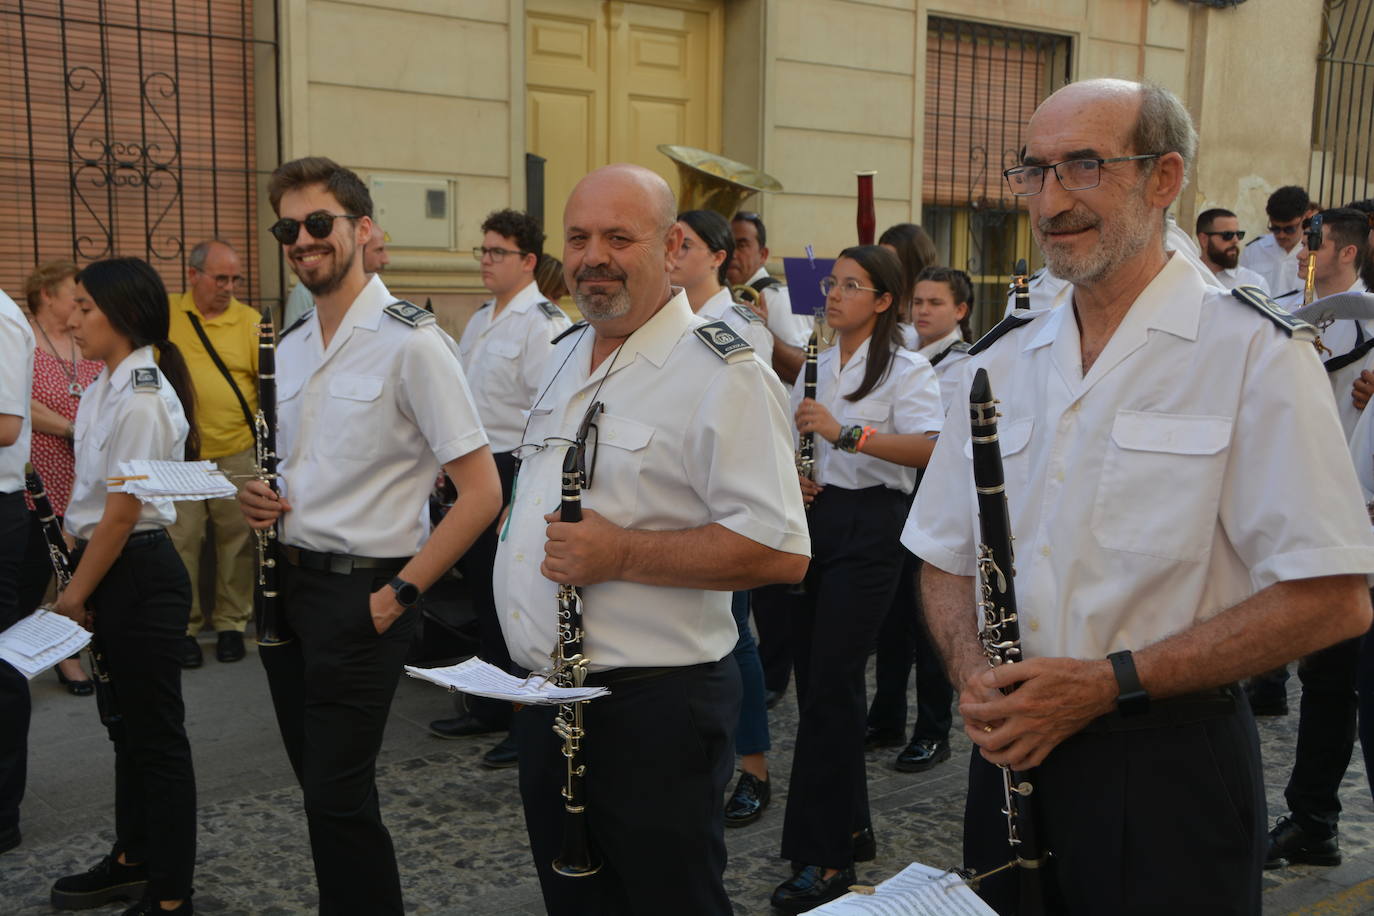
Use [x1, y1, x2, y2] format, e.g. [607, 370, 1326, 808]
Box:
[404, 657, 609, 705]
[810, 862, 996, 915]
[108, 460, 236, 500]
[0, 609, 92, 679]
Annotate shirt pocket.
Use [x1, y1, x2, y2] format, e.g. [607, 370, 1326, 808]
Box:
[594, 412, 655, 517]
[843, 398, 891, 426]
[1092, 410, 1232, 561]
[321, 374, 386, 460]
[963, 416, 1035, 504]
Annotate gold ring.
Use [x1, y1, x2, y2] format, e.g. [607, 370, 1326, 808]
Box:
[982, 725, 994, 733]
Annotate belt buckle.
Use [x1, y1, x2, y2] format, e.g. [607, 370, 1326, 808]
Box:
[327, 555, 353, 575]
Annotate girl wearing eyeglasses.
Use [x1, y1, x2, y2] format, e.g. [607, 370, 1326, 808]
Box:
[49, 258, 199, 916]
[772, 245, 945, 912]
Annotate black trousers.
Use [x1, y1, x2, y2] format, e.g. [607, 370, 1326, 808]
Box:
[867, 552, 954, 741]
[18, 509, 54, 616]
[782, 485, 907, 867]
[516, 658, 740, 915]
[260, 562, 419, 915]
[1359, 625, 1374, 804]
[965, 692, 1265, 915]
[455, 450, 518, 727]
[1285, 635, 1362, 835]
[0, 490, 29, 836]
[751, 583, 795, 694]
[85, 532, 197, 901]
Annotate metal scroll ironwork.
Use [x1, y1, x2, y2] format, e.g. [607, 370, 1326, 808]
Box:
[1313, 0, 1374, 208]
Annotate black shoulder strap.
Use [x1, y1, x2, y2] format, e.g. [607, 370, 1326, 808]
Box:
[552, 320, 588, 345]
[279, 309, 312, 341]
[750, 276, 781, 293]
[1324, 334, 1374, 372]
[968, 314, 1034, 356]
[185, 311, 256, 436]
[1230, 286, 1316, 340]
[928, 339, 970, 367]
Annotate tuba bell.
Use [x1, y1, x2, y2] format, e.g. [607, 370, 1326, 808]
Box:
[658, 144, 783, 220]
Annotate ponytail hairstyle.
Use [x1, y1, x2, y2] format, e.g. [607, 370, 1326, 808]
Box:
[837, 244, 904, 403]
[77, 258, 200, 459]
[915, 265, 974, 341]
[677, 209, 735, 285]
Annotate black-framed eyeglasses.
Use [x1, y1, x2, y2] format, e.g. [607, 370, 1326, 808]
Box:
[1202, 230, 1246, 242]
[269, 211, 360, 245]
[1002, 154, 1162, 197]
[473, 246, 529, 263]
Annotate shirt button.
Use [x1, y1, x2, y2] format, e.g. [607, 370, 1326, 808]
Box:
[515, 552, 525, 562]
[1029, 617, 1040, 632]
[1055, 470, 1065, 483]
[576, 392, 586, 401]
[1040, 545, 1051, 557]
[1070, 402, 1081, 413]
[512, 610, 521, 621]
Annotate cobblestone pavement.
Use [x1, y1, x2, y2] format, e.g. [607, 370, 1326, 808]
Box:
[2, 637, 1371, 914]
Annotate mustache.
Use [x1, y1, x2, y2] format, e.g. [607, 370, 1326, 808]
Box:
[290, 244, 332, 258]
[575, 266, 626, 283]
[1038, 211, 1100, 235]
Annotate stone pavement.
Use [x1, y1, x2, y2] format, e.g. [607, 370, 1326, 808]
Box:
[2, 635, 1372, 914]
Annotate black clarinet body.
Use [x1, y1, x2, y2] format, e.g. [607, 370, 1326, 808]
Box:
[550, 407, 601, 878]
[253, 306, 293, 647]
[1012, 258, 1031, 312]
[23, 463, 121, 727]
[969, 368, 1048, 914]
[795, 331, 818, 485]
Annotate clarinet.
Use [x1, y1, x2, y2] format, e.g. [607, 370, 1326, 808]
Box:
[550, 402, 603, 878]
[1012, 258, 1031, 311]
[253, 305, 293, 647]
[969, 368, 1048, 914]
[23, 463, 121, 727]
[795, 331, 819, 489]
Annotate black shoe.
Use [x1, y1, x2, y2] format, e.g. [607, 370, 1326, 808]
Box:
[894, 736, 951, 773]
[481, 734, 519, 769]
[215, 631, 245, 663]
[852, 826, 875, 862]
[429, 713, 504, 739]
[771, 865, 856, 912]
[1247, 694, 1289, 716]
[1265, 815, 1340, 869]
[764, 687, 785, 710]
[177, 636, 203, 669]
[51, 853, 149, 910]
[56, 667, 95, 697]
[863, 726, 905, 750]
[724, 771, 771, 827]
[121, 896, 193, 915]
[0, 823, 19, 855]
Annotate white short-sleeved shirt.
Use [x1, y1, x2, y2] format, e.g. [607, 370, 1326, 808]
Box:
[904, 253, 1374, 661]
[66, 347, 190, 540]
[1348, 395, 1374, 503]
[790, 336, 945, 493]
[1216, 265, 1271, 293]
[916, 328, 971, 413]
[748, 267, 812, 349]
[0, 290, 34, 494]
[457, 280, 571, 453]
[1241, 233, 1303, 299]
[699, 287, 773, 366]
[494, 289, 810, 673]
[276, 276, 488, 557]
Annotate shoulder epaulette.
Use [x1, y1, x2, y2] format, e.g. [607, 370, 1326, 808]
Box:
[929, 339, 971, 367]
[968, 314, 1035, 356]
[384, 300, 435, 328]
[131, 367, 161, 391]
[731, 303, 764, 324]
[552, 320, 588, 345]
[537, 300, 565, 320]
[694, 320, 754, 362]
[279, 309, 313, 340]
[1230, 286, 1316, 341]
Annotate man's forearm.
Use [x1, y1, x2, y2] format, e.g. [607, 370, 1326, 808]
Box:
[619, 522, 807, 590]
[919, 563, 986, 685]
[772, 340, 803, 386]
[399, 450, 501, 593]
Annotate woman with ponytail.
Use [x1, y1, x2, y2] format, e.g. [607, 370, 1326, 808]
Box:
[49, 258, 198, 915]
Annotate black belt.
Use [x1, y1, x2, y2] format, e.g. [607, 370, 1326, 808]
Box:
[281, 545, 408, 575]
[1083, 683, 1241, 734]
[583, 661, 713, 688]
[75, 529, 168, 551]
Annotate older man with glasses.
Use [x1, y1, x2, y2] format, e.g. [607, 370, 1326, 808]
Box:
[1240, 185, 1312, 299]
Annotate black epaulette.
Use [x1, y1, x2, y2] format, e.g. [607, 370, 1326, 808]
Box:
[929, 339, 971, 367]
[384, 300, 435, 327]
[968, 314, 1035, 356]
[1231, 286, 1316, 341]
[279, 309, 312, 341]
[731, 304, 763, 324]
[131, 367, 161, 391]
[694, 320, 754, 362]
[552, 320, 588, 345]
[537, 300, 565, 320]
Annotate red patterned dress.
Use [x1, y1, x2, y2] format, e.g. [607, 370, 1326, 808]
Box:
[27, 343, 105, 515]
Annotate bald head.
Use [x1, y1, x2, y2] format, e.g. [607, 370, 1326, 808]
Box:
[187, 239, 242, 314]
[363, 222, 389, 274]
[568, 164, 677, 235]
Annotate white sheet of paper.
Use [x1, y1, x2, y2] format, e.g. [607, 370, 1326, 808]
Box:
[0, 609, 92, 680]
[404, 657, 609, 706]
[111, 459, 237, 500]
[810, 862, 996, 915]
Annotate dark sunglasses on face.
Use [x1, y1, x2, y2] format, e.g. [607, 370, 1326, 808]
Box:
[1203, 230, 1246, 242]
[269, 211, 361, 245]
[1269, 223, 1302, 235]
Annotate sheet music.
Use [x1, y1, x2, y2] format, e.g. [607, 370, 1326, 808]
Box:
[0, 609, 92, 680]
[810, 862, 996, 915]
[111, 460, 237, 500]
[404, 657, 609, 706]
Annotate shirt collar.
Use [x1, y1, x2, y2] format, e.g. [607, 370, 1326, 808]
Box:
[916, 328, 963, 360]
[748, 266, 771, 285]
[107, 345, 158, 392]
[698, 287, 734, 319]
[583, 288, 694, 380]
[824, 335, 873, 376]
[502, 279, 546, 315]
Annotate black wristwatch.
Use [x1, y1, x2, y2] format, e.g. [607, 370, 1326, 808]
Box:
[1107, 650, 1149, 717]
[389, 577, 421, 609]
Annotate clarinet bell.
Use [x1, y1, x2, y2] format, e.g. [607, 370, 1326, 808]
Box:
[552, 813, 601, 877]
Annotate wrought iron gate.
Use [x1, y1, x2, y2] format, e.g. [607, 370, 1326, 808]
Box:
[0, 0, 279, 303]
[1312, 0, 1374, 208]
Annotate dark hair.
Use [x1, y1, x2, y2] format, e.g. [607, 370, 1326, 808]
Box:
[731, 211, 767, 249]
[23, 259, 78, 315]
[878, 223, 939, 309]
[1348, 199, 1374, 290]
[534, 253, 568, 301]
[268, 156, 373, 219]
[76, 258, 200, 460]
[835, 245, 904, 403]
[481, 208, 545, 260]
[1346, 198, 1374, 215]
[1267, 186, 1310, 222]
[1195, 208, 1236, 234]
[1318, 207, 1369, 274]
[678, 210, 735, 285]
[915, 265, 974, 341]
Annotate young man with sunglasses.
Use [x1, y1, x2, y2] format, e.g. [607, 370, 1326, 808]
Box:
[281, 219, 390, 328]
[428, 209, 570, 767]
[1241, 185, 1311, 298]
[1195, 208, 1270, 292]
[239, 156, 501, 914]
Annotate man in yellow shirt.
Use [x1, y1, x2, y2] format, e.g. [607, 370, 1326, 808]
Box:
[167, 239, 260, 666]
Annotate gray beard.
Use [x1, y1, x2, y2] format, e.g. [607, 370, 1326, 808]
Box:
[1038, 198, 1155, 286]
[575, 286, 633, 320]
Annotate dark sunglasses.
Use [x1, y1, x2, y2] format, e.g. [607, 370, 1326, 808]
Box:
[269, 211, 361, 245]
[1202, 230, 1246, 242]
[1269, 223, 1302, 235]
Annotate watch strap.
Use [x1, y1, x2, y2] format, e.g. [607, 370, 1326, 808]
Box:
[1107, 649, 1150, 717]
[389, 576, 421, 609]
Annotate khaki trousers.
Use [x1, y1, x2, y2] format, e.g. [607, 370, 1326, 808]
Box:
[168, 445, 255, 634]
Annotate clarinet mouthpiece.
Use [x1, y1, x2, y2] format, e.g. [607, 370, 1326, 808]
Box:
[970, 367, 992, 404]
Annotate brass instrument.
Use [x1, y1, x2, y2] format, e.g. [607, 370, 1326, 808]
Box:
[1303, 213, 1324, 306]
[658, 144, 783, 219]
[731, 283, 766, 320]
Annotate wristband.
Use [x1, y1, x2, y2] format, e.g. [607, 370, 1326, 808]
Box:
[1107, 650, 1149, 717]
[855, 426, 876, 453]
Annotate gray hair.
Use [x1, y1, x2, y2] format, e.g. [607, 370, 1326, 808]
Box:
[1132, 83, 1197, 188]
[188, 239, 235, 271]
